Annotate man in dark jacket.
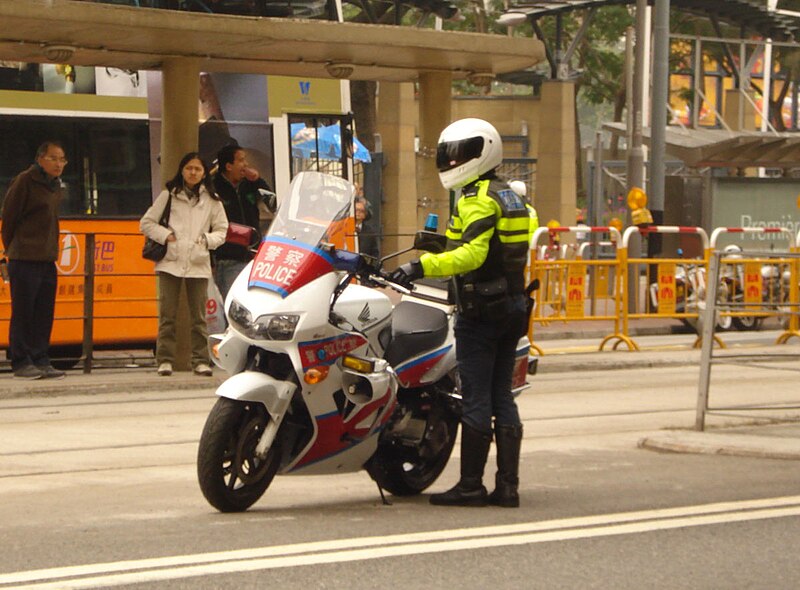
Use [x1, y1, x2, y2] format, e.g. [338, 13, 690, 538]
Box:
[212, 144, 274, 300]
[1, 141, 67, 379]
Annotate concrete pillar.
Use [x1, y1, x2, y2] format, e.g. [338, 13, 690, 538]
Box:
[160, 58, 201, 183]
[416, 72, 452, 243]
[160, 58, 200, 372]
[376, 81, 418, 259]
[536, 80, 577, 227]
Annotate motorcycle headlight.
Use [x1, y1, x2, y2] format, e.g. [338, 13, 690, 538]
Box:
[228, 299, 299, 341]
[259, 314, 300, 340]
[229, 299, 253, 330]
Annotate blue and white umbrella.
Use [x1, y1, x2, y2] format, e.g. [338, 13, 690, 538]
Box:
[290, 123, 372, 163]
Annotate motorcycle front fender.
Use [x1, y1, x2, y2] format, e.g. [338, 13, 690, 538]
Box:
[215, 371, 297, 417]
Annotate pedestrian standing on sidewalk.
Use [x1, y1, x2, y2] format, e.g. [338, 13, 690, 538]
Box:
[212, 144, 273, 300]
[354, 195, 379, 259]
[1, 141, 68, 380]
[391, 119, 533, 508]
[140, 152, 228, 377]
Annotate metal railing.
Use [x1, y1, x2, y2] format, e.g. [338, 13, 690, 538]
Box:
[1, 231, 159, 373]
[695, 249, 800, 431]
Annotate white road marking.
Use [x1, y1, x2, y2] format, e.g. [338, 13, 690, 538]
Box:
[3, 495, 800, 589]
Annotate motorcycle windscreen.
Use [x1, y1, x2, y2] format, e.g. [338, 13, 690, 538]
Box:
[249, 171, 356, 296]
[266, 170, 356, 251]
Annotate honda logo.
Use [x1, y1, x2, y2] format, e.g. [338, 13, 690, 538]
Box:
[358, 303, 374, 324]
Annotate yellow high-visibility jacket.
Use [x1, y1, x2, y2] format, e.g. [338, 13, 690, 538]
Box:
[420, 177, 533, 294]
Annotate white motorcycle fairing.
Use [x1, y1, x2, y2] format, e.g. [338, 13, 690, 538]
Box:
[215, 371, 296, 415]
[214, 255, 399, 474]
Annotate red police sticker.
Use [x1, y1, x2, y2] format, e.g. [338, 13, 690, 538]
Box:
[248, 237, 334, 297]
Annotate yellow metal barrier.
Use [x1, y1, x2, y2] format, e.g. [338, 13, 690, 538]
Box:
[709, 227, 799, 345]
[528, 225, 622, 355]
[528, 224, 800, 355]
[611, 225, 711, 351]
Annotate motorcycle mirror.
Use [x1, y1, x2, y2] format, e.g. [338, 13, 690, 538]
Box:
[413, 231, 447, 253]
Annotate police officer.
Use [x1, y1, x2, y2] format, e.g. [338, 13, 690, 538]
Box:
[391, 118, 533, 508]
[509, 179, 540, 234]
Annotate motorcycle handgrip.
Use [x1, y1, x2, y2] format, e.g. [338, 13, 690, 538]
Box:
[370, 272, 413, 295]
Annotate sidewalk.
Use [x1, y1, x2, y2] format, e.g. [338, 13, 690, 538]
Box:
[1, 322, 799, 462]
[0, 320, 691, 398]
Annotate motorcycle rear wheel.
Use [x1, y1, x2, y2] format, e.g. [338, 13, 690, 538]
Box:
[197, 397, 281, 512]
[367, 393, 459, 496]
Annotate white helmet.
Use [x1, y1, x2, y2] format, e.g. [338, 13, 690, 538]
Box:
[509, 180, 527, 199]
[436, 118, 503, 190]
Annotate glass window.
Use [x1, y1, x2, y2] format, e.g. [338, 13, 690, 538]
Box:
[0, 115, 151, 219]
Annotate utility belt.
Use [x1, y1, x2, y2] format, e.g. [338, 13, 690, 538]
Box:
[455, 276, 512, 322]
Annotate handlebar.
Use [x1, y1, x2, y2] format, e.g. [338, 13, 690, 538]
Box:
[329, 243, 451, 305]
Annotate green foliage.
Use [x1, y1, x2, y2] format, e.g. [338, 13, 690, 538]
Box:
[532, 6, 632, 108]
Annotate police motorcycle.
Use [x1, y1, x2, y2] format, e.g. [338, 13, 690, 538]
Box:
[197, 170, 533, 512]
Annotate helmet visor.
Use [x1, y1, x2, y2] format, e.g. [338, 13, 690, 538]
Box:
[436, 136, 484, 172]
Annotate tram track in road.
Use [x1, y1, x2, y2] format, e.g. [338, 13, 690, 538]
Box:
[0, 394, 212, 413]
[0, 391, 213, 480]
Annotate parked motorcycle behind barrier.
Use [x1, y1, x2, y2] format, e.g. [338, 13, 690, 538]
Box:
[648, 249, 732, 332]
[718, 245, 760, 332]
[196, 171, 532, 512]
[649, 250, 706, 330]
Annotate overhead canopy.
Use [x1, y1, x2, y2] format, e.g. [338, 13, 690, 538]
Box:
[0, 0, 544, 82]
[504, 0, 800, 41]
[603, 122, 800, 169]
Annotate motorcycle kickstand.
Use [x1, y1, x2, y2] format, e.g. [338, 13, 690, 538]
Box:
[376, 482, 392, 506]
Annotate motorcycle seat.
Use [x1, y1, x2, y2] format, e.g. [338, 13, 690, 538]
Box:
[384, 301, 448, 368]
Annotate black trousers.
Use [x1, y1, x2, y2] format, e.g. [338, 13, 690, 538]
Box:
[7, 260, 57, 370]
[454, 294, 528, 433]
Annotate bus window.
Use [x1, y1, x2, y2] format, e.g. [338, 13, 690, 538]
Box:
[0, 116, 75, 211]
[86, 121, 151, 217]
[0, 115, 151, 219]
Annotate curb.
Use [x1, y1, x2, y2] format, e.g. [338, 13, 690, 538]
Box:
[0, 371, 225, 400]
[533, 324, 689, 342]
[638, 430, 800, 461]
[536, 352, 699, 373]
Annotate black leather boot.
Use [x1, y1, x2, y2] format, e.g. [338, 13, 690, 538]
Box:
[488, 423, 523, 508]
[430, 423, 492, 507]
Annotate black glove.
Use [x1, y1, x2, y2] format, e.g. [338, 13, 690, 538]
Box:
[391, 260, 424, 289]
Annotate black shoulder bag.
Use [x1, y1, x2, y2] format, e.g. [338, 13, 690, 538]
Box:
[141, 194, 173, 262]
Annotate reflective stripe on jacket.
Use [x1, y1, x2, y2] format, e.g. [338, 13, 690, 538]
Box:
[419, 177, 532, 293]
[527, 203, 540, 234]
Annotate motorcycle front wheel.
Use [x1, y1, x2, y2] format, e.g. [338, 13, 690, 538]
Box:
[197, 397, 281, 512]
[367, 392, 459, 496]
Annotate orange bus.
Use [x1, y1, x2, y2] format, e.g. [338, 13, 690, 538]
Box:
[0, 105, 159, 366]
[0, 66, 359, 368]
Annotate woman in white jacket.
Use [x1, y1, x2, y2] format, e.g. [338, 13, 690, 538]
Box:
[140, 152, 228, 376]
